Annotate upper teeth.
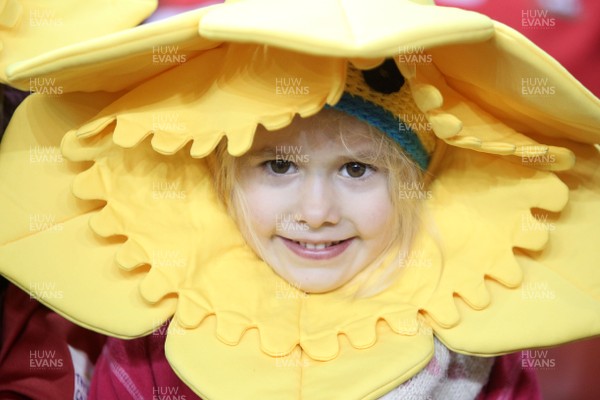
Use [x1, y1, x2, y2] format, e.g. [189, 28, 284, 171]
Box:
[296, 241, 341, 250]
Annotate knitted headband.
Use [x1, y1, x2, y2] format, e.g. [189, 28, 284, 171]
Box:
[331, 60, 436, 170]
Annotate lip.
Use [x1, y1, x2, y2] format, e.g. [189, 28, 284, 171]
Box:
[279, 236, 354, 260]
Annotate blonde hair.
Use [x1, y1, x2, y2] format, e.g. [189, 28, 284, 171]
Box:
[207, 109, 427, 296]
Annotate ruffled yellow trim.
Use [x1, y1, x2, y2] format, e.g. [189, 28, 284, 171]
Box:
[73, 44, 344, 158]
[421, 146, 569, 328]
[59, 95, 568, 365]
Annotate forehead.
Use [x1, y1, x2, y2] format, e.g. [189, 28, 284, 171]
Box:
[248, 109, 380, 154]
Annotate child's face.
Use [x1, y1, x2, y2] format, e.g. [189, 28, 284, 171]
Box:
[236, 111, 396, 293]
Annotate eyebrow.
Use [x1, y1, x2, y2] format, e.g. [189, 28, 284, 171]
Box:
[245, 146, 279, 158]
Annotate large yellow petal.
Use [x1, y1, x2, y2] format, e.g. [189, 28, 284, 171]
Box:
[0, 0, 157, 82]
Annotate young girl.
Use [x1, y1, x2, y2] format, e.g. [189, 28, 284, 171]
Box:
[1, 0, 600, 398]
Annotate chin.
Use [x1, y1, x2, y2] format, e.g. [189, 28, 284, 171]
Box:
[286, 270, 350, 294]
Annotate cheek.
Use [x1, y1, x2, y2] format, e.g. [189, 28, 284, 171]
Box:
[345, 184, 395, 239]
[237, 178, 284, 237]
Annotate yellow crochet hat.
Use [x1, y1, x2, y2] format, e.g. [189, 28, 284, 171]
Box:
[1, 0, 600, 399]
[332, 60, 436, 169]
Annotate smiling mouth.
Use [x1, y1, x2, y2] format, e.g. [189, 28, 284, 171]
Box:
[279, 237, 354, 260]
[292, 240, 343, 250]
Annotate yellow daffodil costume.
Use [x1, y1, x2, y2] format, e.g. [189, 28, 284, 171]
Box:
[1, 0, 600, 399]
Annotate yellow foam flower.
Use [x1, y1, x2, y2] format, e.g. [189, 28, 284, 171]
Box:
[1, 0, 600, 398]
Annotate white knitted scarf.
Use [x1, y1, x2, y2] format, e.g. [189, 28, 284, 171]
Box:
[379, 338, 494, 400]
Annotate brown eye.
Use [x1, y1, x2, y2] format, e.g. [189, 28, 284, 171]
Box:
[267, 160, 295, 174]
[343, 162, 367, 178]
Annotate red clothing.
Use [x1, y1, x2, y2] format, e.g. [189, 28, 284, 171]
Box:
[88, 326, 199, 400]
[0, 284, 106, 399]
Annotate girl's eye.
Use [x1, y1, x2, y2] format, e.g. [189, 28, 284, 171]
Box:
[266, 159, 297, 175]
[341, 162, 371, 178]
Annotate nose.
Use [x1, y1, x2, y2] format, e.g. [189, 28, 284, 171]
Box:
[296, 174, 340, 228]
